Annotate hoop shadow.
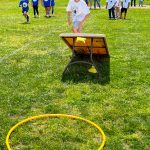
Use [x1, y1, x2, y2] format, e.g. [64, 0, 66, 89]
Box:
[62, 54, 110, 85]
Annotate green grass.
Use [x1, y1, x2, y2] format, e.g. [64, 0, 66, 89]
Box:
[0, 0, 150, 149]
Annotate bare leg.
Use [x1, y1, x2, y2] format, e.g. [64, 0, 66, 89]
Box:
[72, 27, 78, 33]
[45, 7, 50, 17]
[52, 6, 54, 15]
[23, 12, 29, 22]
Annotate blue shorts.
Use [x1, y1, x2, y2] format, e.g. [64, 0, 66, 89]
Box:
[50, 0, 55, 6]
[44, 0, 50, 7]
[22, 8, 29, 13]
[73, 21, 80, 29]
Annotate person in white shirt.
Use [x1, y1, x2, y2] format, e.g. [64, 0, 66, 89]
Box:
[106, 0, 117, 19]
[120, 0, 131, 19]
[66, 0, 90, 33]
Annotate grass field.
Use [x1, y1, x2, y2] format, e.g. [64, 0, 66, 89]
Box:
[0, 0, 150, 150]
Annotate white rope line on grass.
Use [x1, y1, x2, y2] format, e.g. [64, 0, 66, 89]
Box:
[0, 32, 54, 63]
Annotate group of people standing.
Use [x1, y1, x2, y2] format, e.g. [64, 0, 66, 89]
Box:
[67, 0, 133, 34]
[19, 0, 55, 23]
[131, 0, 144, 7]
[106, 0, 131, 20]
[83, 0, 131, 19]
[84, 0, 101, 9]
[19, 0, 144, 33]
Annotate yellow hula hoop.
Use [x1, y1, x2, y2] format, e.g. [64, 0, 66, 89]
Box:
[6, 114, 106, 150]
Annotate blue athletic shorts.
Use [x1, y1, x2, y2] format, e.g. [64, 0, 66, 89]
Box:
[50, 0, 55, 6]
[73, 21, 80, 29]
[22, 8, 29, 13]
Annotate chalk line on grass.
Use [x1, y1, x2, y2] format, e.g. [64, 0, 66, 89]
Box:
[0, 33, 53, 63]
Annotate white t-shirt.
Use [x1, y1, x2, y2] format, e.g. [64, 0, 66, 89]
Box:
[66, 0, 90, 22]
[115, 0, 121, 7]
[106, 0, 117, 9]
[121, 0, 131, 8]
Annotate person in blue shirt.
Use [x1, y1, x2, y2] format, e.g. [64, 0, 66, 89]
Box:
[19, 0, 30, 23]
[31, 0, 39, 18]
[42, 0, 51, 17]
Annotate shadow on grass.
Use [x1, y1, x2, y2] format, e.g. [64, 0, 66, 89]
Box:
[19, 22, 30, 25]
[62, 54, 110, 85]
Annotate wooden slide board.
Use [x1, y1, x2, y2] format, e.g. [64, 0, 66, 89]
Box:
[60, 33, 109, 55]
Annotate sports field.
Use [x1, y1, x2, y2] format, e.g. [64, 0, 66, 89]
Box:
[0, 0, 150, 149]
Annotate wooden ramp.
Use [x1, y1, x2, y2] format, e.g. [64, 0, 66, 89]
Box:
[60, 33, 110, 82]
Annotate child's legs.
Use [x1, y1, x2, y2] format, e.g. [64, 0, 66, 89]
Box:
[94, 0, 96, 8]
[116, 7, 120, 17]
[52, 6, 54, 14]
[35, 6, 39, 15]
[23, 11, 29, 22]
[23, 12, 27, 18]
[45, 7, 47, 15]
[141, 1, 143, 6]
[72, 21, 80, 33]
[89, 0, 92, 8]
[72, 27, 78, 33]
[33, 6, 36, 16]
[139, 1, 143, 6]
[50, 0, 55, 14]
[97, 0, 101, 8]
[45, 7, 50, 15]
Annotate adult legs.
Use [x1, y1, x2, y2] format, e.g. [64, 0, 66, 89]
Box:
[131, 0, 133, 6]
[120, 8, 123, 19]
[108, 7, 115, 19]
[108, 9, 111, 19]
[134, 0, 136, 6]
[124, 9, 127, 19]
[94, 0, 100, 9]
[124, 13, 127, 19]
[131, 0, 136, 6]
[111, 7, 115, 19]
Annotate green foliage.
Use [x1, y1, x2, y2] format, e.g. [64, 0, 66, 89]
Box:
[0, 0, 150, 150]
